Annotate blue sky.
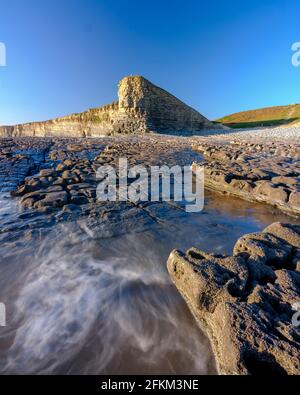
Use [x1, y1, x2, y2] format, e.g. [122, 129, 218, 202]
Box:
[0, 0, 300, 125]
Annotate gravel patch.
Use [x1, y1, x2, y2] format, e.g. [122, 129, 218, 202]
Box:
[194, 126, 300, 142]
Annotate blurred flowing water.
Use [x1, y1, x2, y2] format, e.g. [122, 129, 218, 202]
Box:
[0, 173, 299, 374]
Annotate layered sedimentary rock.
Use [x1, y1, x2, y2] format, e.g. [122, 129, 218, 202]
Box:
[167, 222, 300, 375]
[0, 76, 223, 138]
[0, 138, 51, 192]
[192, 140, 300, 217]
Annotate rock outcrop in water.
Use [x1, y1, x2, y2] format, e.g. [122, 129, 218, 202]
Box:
[0, 76, 223, 138]
[167, 222, 300, 375]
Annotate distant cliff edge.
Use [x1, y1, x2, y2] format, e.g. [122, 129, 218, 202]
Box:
[0, 76, 226, 137]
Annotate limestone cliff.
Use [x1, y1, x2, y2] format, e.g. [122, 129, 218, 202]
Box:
[0, 76, 225, 137]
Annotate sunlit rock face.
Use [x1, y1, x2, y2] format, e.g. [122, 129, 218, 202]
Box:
[118, 76, 219, 133]
[167, 222, 300, 375]
[0, 76, 224, 138]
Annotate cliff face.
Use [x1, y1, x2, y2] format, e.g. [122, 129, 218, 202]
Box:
[0, 76, 224, 137]
[118, 76, 217, 132]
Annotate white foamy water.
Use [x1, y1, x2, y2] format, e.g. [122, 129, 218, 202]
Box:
[0, 189, 299, 375]
[0, 193, 20, 219]
[0, 221, 215, 374]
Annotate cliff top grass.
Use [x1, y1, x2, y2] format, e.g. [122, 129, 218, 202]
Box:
[216, 103, 300, 128]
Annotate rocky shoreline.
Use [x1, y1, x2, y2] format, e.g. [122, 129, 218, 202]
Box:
[0, 132, 299, 375]
[167, 222, 300, 375]
[192, 140, 300, 217]
[0, 135, 201, 244]
[7, 136, 195, 215]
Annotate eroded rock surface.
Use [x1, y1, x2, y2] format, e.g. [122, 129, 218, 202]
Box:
[167, 222, 300, 375]
[11, 136, 194, 214]
[0, 138, 51, 192]
[0, 135, 199, 243]
[192, 140, 300, 216]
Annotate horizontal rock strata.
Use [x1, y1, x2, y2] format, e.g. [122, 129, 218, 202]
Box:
[0, 76, 224, 138]
[192, 141, 300, 217]
[167, 222, 300, 375]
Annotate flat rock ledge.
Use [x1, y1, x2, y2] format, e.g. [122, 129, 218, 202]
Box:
[167, 222, 300, 375]
[192, 141, 300, 217]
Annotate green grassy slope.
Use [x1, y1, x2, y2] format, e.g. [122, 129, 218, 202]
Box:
[216, 103, 300, 128]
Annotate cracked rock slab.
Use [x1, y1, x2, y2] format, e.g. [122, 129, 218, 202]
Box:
[192, 141, 300, 217]
[167, 222, 300, 375]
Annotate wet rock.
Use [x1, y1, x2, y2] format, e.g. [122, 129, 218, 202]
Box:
[70, 195, 89, 205]
[66, 183, 92, 191]
[167, 222, 300, 375]
[0, 140, 49, 192]
[20, 190, 47, 207]
[39, 168, 56, 177]
[192, 141, 300, 217]
[52, 177, 65, 186]
[56, 163, 70, 172]
[11, 183, 37, 197]
[61, 170, 72, 180]
[62, 204, 82, 213]
[34, 191, 69, 209]
[63, 159, 73, 167]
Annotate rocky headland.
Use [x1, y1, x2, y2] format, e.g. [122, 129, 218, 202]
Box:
[0, 76, 223, 138]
